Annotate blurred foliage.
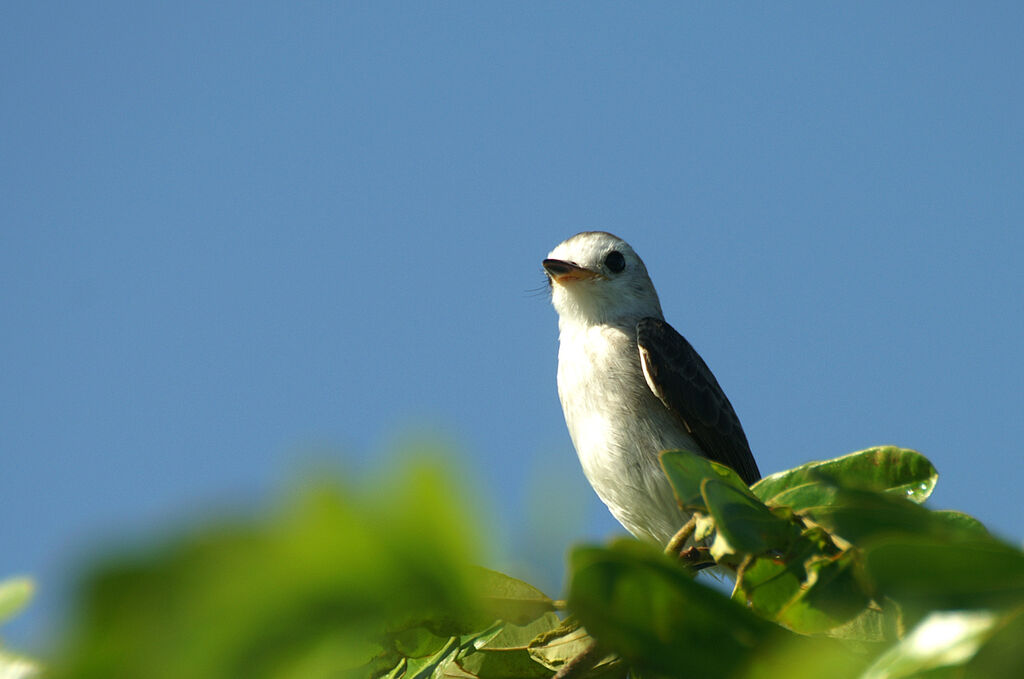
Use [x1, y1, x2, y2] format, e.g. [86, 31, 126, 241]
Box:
[0, 576, 40, 678]
[3, 445, 1023, 678]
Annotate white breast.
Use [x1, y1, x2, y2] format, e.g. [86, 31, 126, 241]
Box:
[556, 319, 700, 544]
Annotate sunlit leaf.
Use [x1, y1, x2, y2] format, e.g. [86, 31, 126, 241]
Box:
[752, 447, 937, 505]
[702, 479, 798, 555]
[802, 487, 1003, 571]
[860, 609, 1007, 678]
[660, 449, 754, 511]
[526, 617, 622, 676]
[733, 531, 824, 619]
[765, 481, 838, 513]
[0, 649, 40, 679]
[824, 597, 904, 645]
[775, 551, 869, 634]
[392, 636, 460, 678]
[805, 486, 945, 546]
[454, 614, 560, 678]
[960, 605, 1024, 677]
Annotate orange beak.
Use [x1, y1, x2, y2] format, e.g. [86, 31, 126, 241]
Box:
[543, 258, 602, 284]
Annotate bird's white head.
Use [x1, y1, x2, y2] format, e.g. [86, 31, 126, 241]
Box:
[544, 231, 664, 327]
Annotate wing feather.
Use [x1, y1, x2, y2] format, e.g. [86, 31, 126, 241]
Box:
[636, 317, 761, 484]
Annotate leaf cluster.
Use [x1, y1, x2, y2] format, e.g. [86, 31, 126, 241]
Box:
[565, 446, 1024, 678]
[1, 446, 1021, 678]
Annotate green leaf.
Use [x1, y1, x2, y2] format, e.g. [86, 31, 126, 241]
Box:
[389, 627, 451, 659]
[568, 539, 784, 677]
[702, 479, 798, 556]
[860, 608, 1011, 678]
[806, 487, 997, 553]
[470, 567, 555, 626]
[864, 536, 1024, 612]
[824, 597, 904, 645]
[660, 449, 754, 511]
[527, 617, 622, 675]
[751, 447, 937, 505]
[765, 481, 839, 513]
[46, 462, 491, 679]
[931, 509, 989, 537]
[526, 617, 587, 669]
[732, 531, 826, 619]
[396, 636, 461, 678]
[733, 557, 803, 619]
[960, 605, 1024, 678]
[453, 614, 561, 678]
[391, 626, 506, 679]
[775, 551, 869, 634]
[0, 577, 34, 625]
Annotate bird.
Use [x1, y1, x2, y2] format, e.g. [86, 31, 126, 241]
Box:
[544, 231, 760, 546]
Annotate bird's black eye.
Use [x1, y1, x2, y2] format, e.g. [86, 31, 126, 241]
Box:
[604, 250, 626, 273]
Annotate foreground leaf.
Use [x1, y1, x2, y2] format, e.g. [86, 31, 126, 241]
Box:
[0, 650, 40, 679]
[864, 536, 1024, 613]
[569, 540, 869, 679]
[569, 540, 783, 676]
[860, 607, 1024, 678]
[0, 577, 34, 625]
[48, 463, 491, 679]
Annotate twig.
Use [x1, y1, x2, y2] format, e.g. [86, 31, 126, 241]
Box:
[553, 641, 603, 679]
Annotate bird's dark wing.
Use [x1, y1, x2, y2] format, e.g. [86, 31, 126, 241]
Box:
[636, 317, 761, 485]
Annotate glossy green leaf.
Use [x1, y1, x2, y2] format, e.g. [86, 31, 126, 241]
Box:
[765, 481, 839, 513]
[806, 487, 999, 556]
[776, 552, 869, 634]
[733, 531, 825, 619]
[660, 449, 754, 511]
[702, 479, 798, 555]
[733, 557, 802, 619]
[751, 447, 937, 505]
[804, 486, 945, 546]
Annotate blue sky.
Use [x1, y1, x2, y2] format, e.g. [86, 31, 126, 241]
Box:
[3, 3, 1022, 646]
